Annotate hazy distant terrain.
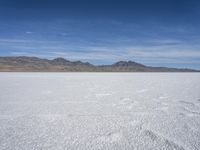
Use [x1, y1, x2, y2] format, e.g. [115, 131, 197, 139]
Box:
[0, 73, 200, 150]
[0, 56, 198, 72]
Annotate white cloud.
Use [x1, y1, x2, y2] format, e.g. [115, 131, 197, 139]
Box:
[25, 31, 34, 34]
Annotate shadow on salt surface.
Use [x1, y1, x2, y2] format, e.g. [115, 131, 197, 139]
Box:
[178, 100, 200, 117]
[90, 118, 185, 150]
[180, 108, 200, 117]
[179, 101, 196, 107]
[142, 129, 185, 150]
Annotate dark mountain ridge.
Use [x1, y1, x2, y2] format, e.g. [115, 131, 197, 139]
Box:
[0, 56, 198, 72]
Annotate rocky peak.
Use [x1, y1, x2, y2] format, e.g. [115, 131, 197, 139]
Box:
[51, 57, 70, 65]
[113, 61, 145, 67]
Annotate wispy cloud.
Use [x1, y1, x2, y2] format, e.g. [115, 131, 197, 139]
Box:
[25, 31, 34, 34]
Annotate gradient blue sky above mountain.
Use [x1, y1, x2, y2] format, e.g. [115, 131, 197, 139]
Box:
[0, 0, 200, 69]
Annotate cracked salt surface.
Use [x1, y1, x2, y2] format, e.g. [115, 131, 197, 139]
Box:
[0, 73, 200, 150]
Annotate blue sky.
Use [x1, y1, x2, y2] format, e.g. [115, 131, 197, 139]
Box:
[0, 0, 200, 69]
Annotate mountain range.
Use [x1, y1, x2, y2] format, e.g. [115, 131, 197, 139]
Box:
[0, 56, 198, 72]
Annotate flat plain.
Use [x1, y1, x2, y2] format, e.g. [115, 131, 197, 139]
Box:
[0, 73, 200, 150]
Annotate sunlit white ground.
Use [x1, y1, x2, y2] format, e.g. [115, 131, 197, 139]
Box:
[0, 73, 200, 150]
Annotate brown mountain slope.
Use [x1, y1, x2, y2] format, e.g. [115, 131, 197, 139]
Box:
[0, 56, 198, 72]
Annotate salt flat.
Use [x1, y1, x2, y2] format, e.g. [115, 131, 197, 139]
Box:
[0, 73, 200, 150]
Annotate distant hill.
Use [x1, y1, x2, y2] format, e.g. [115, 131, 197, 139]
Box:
[0, 56, 198, 72]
